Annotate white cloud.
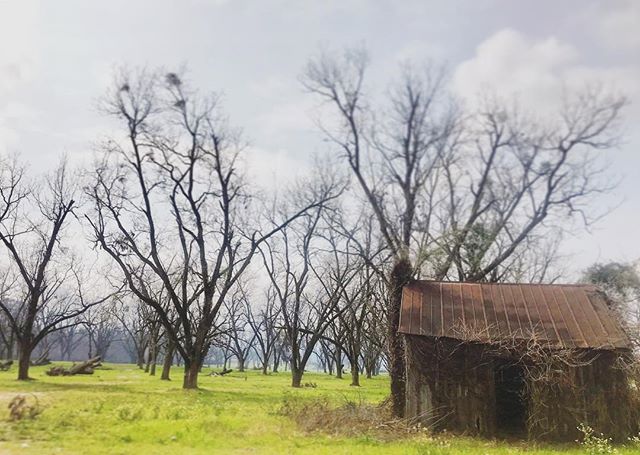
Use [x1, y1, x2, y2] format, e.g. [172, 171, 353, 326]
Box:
[255, 99, 316, 134]
[393, 40, 446, 65]
[451, 28, 640, 117]
[0, 1, 39, 96]
[451, 26, 640, 273]
[452, 29, 576, 110]
[0, 1, 41, 152]
[243, 146, 310, 192]
[593, 0, 640, 50]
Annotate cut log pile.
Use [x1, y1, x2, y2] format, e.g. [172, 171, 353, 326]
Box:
[46, 356, 102, 376]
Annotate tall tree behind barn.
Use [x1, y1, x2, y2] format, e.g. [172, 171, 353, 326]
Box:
[303, 49, 626, 417]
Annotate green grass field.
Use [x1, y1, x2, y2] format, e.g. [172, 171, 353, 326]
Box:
[0, 363, 636, 454]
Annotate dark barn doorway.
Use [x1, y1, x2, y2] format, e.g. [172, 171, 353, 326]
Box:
[495, 362, 528, 436]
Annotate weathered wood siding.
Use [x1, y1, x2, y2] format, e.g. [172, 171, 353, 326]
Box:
[405, 335, 639, 441]
[528, 351, 639, 441]
[405, 335, 497, 436]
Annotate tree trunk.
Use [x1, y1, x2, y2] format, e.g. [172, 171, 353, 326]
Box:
[137, 347, 145, 369]
[161, 342, 174, 380]
[87, 334, 93, 358]
[17, 342, 31, 381]
[365, 360, 373, 379]
[149, 356, 157, 375]
[291, 366, 303, 388]
[350, 359, 360, 386]
[183, 358, 200, 389]
[388, 258, 411, 417]
[144, 346, 152, 373]
[262, 361, 268, 375]
[149, 344, 158, 376]
[238, 356, 245, 373]
[335, 346, 343, 379]
[3, 335, 15, 360]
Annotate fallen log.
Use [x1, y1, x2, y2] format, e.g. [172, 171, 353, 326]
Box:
[208, 368, 233, 376]
[46, 366, 67, 376]
[30, 350, 51, 366]
[46, 356, 102, 376]
[68, 356, 102, 375]
[0, 360, 13, 371]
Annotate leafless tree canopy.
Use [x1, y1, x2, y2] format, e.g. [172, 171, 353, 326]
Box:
[0, 157, 114, 380]
[85, 70, 341, 388]
[303, 47, 626, 415]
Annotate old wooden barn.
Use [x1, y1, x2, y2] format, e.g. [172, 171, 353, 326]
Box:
[399, 281, 639, 441]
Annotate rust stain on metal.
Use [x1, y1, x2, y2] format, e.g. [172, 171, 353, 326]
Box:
[399, 281, 631, 350]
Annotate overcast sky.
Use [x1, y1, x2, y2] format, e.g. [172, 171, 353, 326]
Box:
[1, 0, 638, 278]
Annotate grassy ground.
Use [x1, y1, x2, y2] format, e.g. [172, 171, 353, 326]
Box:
[0, 363, 636, 454]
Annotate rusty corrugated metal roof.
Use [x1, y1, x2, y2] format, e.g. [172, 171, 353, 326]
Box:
[398, 281, 631, 350]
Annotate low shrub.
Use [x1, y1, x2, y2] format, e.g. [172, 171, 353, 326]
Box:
[278, 393, 426, 441]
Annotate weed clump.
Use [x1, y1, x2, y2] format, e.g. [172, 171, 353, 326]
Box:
[8, 395, 43, 421]
[116, 405, 144, 422]
[577, 424, 617, 454]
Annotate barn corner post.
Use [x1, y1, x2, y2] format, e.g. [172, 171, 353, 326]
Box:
[388, 256, 413, 417]
[402, 335, 419, 421]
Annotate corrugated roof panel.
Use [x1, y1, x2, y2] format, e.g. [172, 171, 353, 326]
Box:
[462, 283, 477, 332]
[520, 285, 543, 340]
[420, 289, 429, 336]
[399, 281, 631, 350]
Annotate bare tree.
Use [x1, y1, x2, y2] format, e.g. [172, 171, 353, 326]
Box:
[304, 49, 626, 415]
[325, 208, 387, 386]
[159, 333, 176, 380]
[246, 286, 281, 375]
[361, 275, 388, 378]
[303, 50, 459, 413]
[82, 304, 119, 360]
[0, 294, 17, 360]
[113, 297, 151, 368]
[431, 90, 624, 283]
[261, 204, 325, 387]
[272, 331, 288, 373]
[0, 157, 115, 380]
[53, 322, 85, 361]
[261, 192, 358, 387]
[336, 264, 374, 387]
[222, 284, 255, 372]
[86, 70, 339, 389]
[315, 337, 337, 375]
